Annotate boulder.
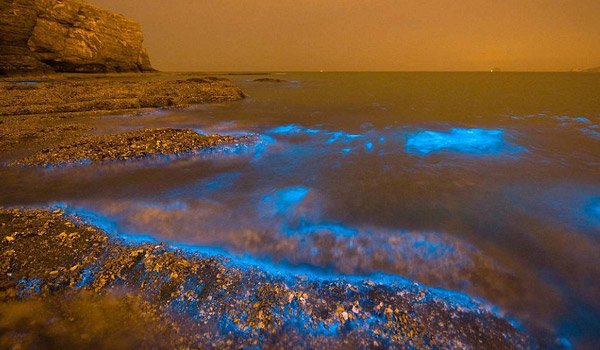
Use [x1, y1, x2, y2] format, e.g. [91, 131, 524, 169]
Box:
[0, 0, 153, 74]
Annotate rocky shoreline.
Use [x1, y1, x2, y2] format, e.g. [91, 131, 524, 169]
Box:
[0, 74, 246, 164]
[0, 75, 245, 117]
[0, 208, 543, 349]
[12, 128, 249, 167]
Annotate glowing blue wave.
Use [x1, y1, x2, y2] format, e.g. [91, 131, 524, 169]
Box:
[405, 128, 519, 155]
[53, 202, 496, 313]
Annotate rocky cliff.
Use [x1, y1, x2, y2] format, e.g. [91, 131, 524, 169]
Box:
[0, 0, 153, 74]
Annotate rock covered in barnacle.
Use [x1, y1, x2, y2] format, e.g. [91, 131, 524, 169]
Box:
[12, 128, 253, 166]
[0, 76, 246, 117]
[0, 208, 545, 349]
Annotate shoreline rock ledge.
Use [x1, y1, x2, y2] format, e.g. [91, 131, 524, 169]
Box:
[0, 0, 154, 74]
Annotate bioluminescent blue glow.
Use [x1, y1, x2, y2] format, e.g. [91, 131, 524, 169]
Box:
[586, 197, 600, 224]
[325, 131, 363, 144]
[512, 114, 599, 141]
[267, 124, 364, 145]
[251, 134, 277, 160]
[12, 80, 39, 85]
[405, 128, 519, 155]
[262, 123, 376, 157]
[201, 173, 241, 192]
[582, 128, 600, 139]
[55, 203, 482, 297]
[260, 186, 311, 217]
[170, 172, 241, 198]
[17, 278, 42, 297]
[267, 124, 320, 135]
[50, 204, 502, 322]
[257, 186, 363, 237]
[34, 131, 270, 169]
[140, 200, 188, 211]
[550, 115, 600, 140]
[410, 238, 457, 260]
[291, 223, 358, 237]
[56, 202, 122, 235]
[55, 204, 474, 293]
[75, 268, 94, 288]
[554, 116, 592, 124]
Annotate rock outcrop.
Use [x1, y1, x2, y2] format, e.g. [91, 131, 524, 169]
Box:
[0, 76, 245, 117]
[0, 207, 543, 349]
[0, 0, 153, 74]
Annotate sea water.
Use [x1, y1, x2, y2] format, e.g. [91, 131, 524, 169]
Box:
[1, 72, 599, 347]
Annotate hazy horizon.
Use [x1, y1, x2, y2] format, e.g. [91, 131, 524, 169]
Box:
[89, 0, 600, 72]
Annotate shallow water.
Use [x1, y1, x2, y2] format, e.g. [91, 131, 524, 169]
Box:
[2, 72, 599, 346]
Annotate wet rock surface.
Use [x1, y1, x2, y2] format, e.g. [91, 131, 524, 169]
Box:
[0, 0, 152, 74]
[0, 74, 247, 164]
[0, 208, 544, 349]
[12, 128, 248, 167]
[0, 75, 245, 117]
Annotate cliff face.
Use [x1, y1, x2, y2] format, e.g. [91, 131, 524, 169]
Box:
[0, 0, 153, 74]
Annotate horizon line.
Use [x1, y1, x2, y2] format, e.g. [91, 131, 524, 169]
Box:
[158, 69, 597, 74]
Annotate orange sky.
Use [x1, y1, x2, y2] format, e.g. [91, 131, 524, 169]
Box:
[89, 0, 600, 72]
